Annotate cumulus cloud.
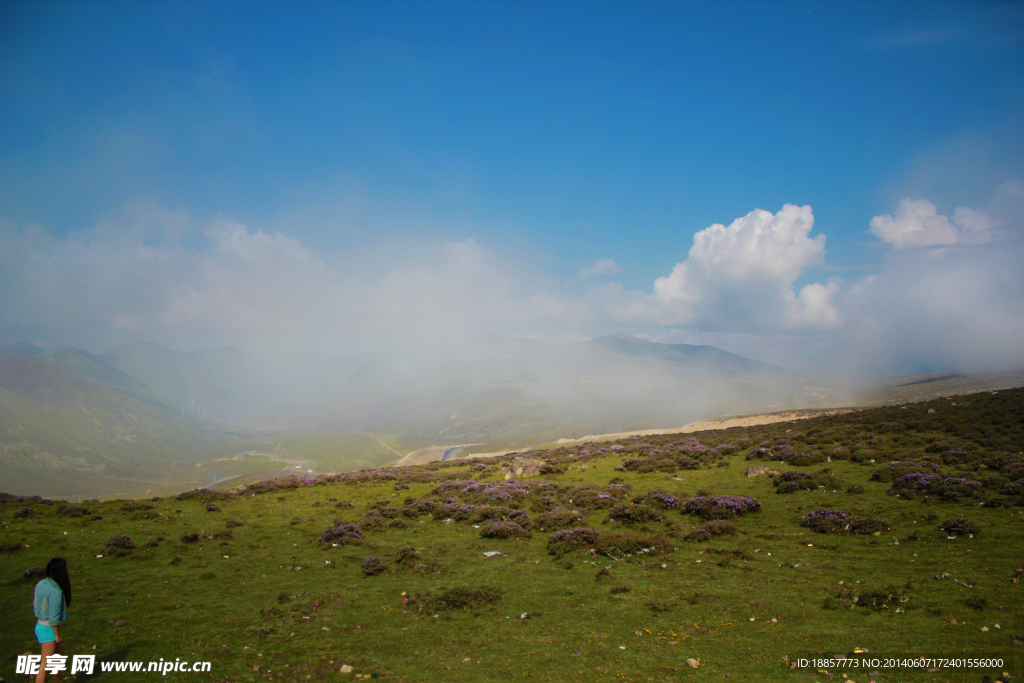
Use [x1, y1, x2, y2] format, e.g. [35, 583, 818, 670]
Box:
[840, 183, 1024, 374]
[869, 198, 996, 248]
[577, 258, 622, 279]
[651, 204, 839, 331]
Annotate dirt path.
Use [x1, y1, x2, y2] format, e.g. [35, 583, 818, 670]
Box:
[367, 433, 404, 459]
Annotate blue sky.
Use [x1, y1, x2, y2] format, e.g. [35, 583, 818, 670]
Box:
[1, 0, 1023, 373]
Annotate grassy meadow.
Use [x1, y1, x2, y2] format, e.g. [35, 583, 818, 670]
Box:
[1, 389, 1023, 682]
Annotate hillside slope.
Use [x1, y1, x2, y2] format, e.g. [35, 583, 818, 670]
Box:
[0, 350, 247, 497]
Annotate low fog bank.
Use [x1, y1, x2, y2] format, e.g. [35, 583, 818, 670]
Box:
[6, 334, 841, 445]
[3, 182, 1023, 428]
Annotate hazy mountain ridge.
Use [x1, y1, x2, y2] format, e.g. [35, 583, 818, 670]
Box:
[35, 346, 175, 411]
[0, 349, 247, 497]
[589, 334, 795, 377]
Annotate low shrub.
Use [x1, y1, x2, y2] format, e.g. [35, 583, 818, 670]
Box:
[608, 503, 662, 524]
[683, 519, 737, 542]
[888, 473, 982, 500]
[360, 556, 386, 576]
[395, 546, 421, 565]
[13, 507, 34, 519]
[479, 521, 531, 539]
[119, 502, 154, 512]
[870, 460, 940, 482]
[681, 495, 761, 520]
[180, 533, 200, 544]
[593, 532, 673, 556]
[547, 528, 600, 555]
[535, 508, 584, 531]
[410, 585, 503, 612]
[56, 504, 92, 518]
[0, 541, 26, 552]
[938, 518, 981, 537]
[636, 489, 683, 510]
[318, 521, 364, 546]
[105, 534, 136, 550]
[801, 509, 890, 535]
[402, 498, 441, 518]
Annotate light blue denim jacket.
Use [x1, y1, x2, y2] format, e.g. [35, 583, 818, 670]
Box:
[34, 578, 67, 627]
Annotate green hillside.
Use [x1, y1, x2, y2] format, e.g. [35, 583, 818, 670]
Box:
[0, 350, 253, 498]
[36, 346, 175, 410]
[2, 388, 1022, 682]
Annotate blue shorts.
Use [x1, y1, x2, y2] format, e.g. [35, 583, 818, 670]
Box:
[35, 622, 56, 644]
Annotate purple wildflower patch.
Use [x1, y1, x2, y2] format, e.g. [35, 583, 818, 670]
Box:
[681, 495, 761, 520]
[546, 528, 601, 555]
[318, 521, 364, 546]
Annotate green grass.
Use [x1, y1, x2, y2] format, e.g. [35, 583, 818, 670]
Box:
[1, 389, 1022, 682]
[275, 432, 410, 471]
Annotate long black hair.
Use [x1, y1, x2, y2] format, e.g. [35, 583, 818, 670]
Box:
[45, 558, 71, 607]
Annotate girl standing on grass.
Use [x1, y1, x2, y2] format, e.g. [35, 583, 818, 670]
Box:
[33, 557, 71, 683]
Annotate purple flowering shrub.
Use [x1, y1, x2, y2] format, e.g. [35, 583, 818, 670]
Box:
[359, 510, 390, 531]
[870, 460, 940, 482]
[745, 444, 824, 466]
[800, 509, 849, 534]
[14, 507, 34, 519]
[119, 501, 154, 512]
[888, 473, 982, 500]
[401, 498, 441, 518]
[801, 509, 890, 535]
[546, 528, 601, 555]
[681, 495, 761, 520]
[394, 545, 421, 566]
[938, 518, 981, 537]
[635, 489, 683, 509]
[105, 534, 136, 556]
[431, 479, 541, 506]
[608, 503, 662, 524]
[1005, 479, 1024, 495]
[360, 556, 386, 576]
[367, 501, 400, 518]
[180, 532, 200, 543]
[318, 521, 364, 546]
[479, 520, 532, 539]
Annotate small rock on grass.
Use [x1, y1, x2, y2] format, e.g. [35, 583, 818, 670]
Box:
[687, 658, 700, 669]
[339, 664, 353, 674]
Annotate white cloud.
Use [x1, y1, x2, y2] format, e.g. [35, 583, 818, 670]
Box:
[0, 204, 537, 353]
[577, 259, 622, 279]
[869, 198, 996, 248]
[839, 184, 1024, 374]
[651, 204, 838, 331]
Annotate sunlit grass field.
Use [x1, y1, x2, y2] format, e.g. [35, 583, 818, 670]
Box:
[2, 390, 1022, 682]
